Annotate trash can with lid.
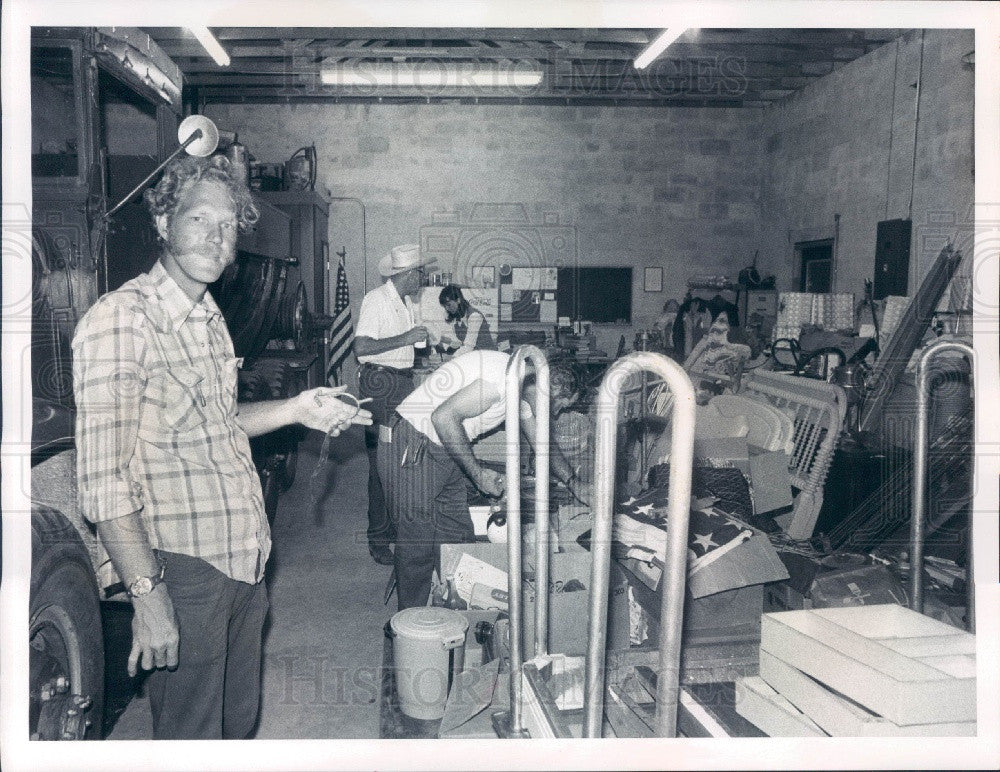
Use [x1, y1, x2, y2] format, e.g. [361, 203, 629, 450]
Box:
[389, 607, 469, 720]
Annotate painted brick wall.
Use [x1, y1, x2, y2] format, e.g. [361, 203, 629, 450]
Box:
[757, 29, 975, 301]
[205, 102, 764, 331]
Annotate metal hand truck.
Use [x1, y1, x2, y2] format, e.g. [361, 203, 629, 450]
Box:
[493, 350, 696, 738]
[909, 339, 976, 630]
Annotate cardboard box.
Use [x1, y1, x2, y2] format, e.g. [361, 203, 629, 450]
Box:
[764, 552, 908, 612]
[693, 436, 750, 472]
[439, 542, 628, 657]
[747, 448, 793, 515]
[690, 438, 793, 516]
[617, 560, 764, 645]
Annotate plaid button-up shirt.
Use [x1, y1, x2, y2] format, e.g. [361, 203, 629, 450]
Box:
[72, 261, 269, 584]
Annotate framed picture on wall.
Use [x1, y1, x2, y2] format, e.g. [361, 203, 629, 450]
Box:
[644, 266, 663, 292]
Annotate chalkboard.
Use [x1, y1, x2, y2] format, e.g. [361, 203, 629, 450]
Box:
[557, 267, 632, 324]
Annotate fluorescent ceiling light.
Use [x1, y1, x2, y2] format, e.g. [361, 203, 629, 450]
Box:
[190, 26, 230, 67]
[634, 28, 687, 69]
[321, 62, 543, 88]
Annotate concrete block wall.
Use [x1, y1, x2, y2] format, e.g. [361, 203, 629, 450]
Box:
[757, 29, 975, 302]
[205, 28, 973, 350]
[204, 102, 764, 332]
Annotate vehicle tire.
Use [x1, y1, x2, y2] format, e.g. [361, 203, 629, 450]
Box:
[29, 506, 105, 740]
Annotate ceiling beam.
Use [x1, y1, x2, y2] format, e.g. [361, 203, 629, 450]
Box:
[194, 85, 755, 107]
[143, 26, 656, 43]
[158, 37, 903, 69]
[157, 41, 640, 61]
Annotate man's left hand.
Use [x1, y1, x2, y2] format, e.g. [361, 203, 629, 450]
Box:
[292, 386, 373, 435]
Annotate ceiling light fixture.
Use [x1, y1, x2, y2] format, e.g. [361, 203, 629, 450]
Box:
[634, 28, 687, 69]
[320, 62, 543, 88]
[190, 26, 230, 67]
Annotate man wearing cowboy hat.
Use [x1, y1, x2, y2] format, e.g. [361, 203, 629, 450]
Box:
[353, 244, 436, 565]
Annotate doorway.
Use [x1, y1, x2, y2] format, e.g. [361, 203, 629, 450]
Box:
[796, 238, 834, 293]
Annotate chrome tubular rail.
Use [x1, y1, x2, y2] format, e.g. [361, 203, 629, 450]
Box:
[911, 339, 975, 626]
[583, 352, 696, 738]
[503, 345, 551, 734]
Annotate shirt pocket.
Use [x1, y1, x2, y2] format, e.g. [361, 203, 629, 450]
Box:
[220, 357, 241, 414]
[149, 366, 207, 433]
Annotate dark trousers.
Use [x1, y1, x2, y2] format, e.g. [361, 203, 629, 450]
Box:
[377, 418, 475, 610]
[358, 364, 414, 550]
[145, 551, 269, 740]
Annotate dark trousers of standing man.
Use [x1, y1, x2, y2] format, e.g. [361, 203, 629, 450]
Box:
[358, 363, 414, 553]
[377, 416, 475, 609]
[145, 550, 269, 739]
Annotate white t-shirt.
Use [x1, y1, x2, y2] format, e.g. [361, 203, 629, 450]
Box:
[396, 350, 510, 445]
[355, 279, 415, 369]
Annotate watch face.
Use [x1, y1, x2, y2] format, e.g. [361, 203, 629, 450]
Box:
[130, 577, 154, 597]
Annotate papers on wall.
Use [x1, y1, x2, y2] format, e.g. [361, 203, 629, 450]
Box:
[511, 267, 558, 290]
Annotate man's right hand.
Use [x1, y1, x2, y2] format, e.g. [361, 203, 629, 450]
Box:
[404, 326, 429, 345]
[128, 584, 180, 677]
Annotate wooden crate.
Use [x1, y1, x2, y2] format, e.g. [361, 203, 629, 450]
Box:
[760, 604, 975, 726]
[758, 651, 976, 737]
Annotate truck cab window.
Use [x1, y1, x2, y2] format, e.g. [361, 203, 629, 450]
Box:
[31, 46, 79, 178]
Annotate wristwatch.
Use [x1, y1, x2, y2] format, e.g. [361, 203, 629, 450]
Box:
[127, 558, 166, 598]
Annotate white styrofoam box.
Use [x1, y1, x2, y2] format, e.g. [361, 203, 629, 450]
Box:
[760, 604, 976, 726]
[734, 676, 828, 737]
[814, 293, 854, 330]
[758, 650, 976, 737]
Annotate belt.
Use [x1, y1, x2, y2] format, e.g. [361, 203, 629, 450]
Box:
[360, 363, 414, 377]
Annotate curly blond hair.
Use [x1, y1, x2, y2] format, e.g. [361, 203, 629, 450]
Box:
[144, 154, 259, 233]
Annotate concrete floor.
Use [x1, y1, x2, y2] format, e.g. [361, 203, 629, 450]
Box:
[108, 426, 394, 739]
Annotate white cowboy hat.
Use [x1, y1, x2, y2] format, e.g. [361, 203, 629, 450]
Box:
[378, 244, 437, 277]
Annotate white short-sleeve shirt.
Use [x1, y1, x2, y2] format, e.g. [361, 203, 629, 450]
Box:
[396, 350, 510, 445]
[355, 279, 415, 369]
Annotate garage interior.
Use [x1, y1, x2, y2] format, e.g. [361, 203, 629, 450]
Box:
[25, 22, 985, 744]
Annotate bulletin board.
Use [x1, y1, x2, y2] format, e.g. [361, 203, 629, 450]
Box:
[498, 266, 559, 323]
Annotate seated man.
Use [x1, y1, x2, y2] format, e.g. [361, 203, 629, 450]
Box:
[377, 351, 584, 609]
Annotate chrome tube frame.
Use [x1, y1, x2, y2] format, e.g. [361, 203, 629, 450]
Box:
[911, 339, 975, 625]
[503, 345, 551, 734]
[582, 352, 696, 738]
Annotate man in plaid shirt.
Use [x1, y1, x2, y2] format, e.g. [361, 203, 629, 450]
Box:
[72, 154, 371, 739]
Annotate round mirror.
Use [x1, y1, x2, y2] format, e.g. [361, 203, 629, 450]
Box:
[177, 115, 219, 157]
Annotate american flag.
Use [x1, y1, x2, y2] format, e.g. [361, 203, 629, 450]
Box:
[615, 486, 753, 575]
[326, 254, 354, 385]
